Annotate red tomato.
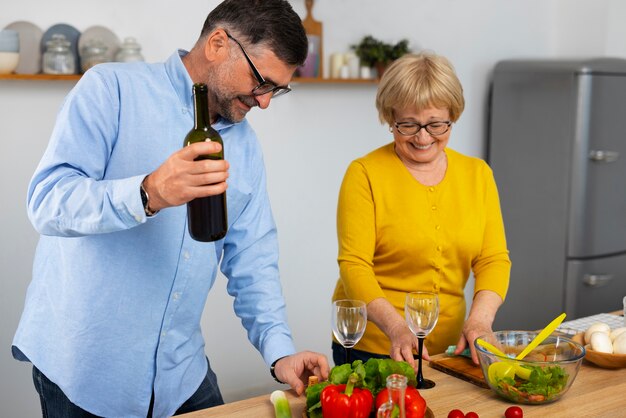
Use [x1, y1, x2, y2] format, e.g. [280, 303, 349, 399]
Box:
[465, 412, 479, 418]
[504, 406, 524, 418]
[375, 387, 427, 418]
[447, 409, 465, 418]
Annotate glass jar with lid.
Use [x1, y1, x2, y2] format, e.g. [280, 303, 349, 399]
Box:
[115, 37, 144, 63]
[42, 33, 75, 75]
[80, 38, 108, 73]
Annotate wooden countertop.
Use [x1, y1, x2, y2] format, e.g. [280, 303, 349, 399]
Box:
[182, 311, 626, 417]
[179, 358, 626, 418]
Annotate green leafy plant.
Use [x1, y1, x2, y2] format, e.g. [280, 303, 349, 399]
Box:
[351, 35, 410, 68]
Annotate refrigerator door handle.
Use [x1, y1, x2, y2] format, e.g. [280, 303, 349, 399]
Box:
[583, 273, 614, 287]
[588, 150, 620, 162]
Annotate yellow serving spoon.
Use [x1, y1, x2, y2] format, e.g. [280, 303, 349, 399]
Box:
[476, 339, 523, 381]
[478, 312, 567, 382]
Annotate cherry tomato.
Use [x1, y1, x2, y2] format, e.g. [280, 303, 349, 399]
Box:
[447, 410, 465, 418]
[465, 412, 479, 418]
[504, 406, 524, 418]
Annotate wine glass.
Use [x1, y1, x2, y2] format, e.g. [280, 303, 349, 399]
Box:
[405, 291, 439, 389]
[332, 299, 367, 365]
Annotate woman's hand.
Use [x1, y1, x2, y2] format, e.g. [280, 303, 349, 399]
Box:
[387, 321, 429, 369]
[367, 297, 427, 371]
[453, 290, 503, 364]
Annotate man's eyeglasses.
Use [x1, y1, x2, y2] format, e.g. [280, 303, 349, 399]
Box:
[394, 121, 452, 137]
[225, 31, 291, 98]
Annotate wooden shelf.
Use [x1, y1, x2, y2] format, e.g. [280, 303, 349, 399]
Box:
[0, 73, 81, 81]
[0, 73, 376, 84]
[292, 77, 376, 84]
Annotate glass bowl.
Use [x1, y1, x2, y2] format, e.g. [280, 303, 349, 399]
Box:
[475, 331, 585, 404]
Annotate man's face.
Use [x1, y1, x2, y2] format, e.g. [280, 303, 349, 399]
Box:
[207, 39, 296, 123]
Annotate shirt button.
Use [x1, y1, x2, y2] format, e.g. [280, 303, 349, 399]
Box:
[183, 251, 190, 260]
[437, 246, 442, 252]
[161, 331, 166, 337]
[431, 205, 437, 211]
[428, 187, 435, 192]
[173, 292, 181, 301]
[435, 225, 441, 230]
[134, 215, 142, 222]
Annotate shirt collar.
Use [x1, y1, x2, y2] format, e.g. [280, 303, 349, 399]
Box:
[165, 50, 195, 113]
[165, 49, 237, 130]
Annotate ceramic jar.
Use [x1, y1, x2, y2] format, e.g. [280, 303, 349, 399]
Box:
[80, 38, 109, 72]
[43, 33, 75, 74]
[115, 37, 144, 63]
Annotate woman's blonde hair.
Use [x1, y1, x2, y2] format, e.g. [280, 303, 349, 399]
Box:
[375, 52, 465, 125]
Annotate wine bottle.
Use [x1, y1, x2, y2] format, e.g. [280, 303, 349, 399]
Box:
[184, 83, 227, 242]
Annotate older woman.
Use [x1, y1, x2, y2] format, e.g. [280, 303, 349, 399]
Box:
[332, 52, 511, 368]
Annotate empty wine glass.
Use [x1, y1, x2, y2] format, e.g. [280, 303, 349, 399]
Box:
[332, 299, 367, 365]
[405, 291, 439, 389]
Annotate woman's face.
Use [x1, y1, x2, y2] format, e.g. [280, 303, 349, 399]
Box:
[392, 106, 452, 166]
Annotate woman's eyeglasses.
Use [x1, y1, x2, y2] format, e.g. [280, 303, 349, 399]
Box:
[394, 121, 452, 136]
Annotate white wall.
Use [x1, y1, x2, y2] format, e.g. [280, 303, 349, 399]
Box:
[2, 1, 626, 416]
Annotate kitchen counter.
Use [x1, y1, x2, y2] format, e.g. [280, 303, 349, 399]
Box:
[179, 357, 626, 418]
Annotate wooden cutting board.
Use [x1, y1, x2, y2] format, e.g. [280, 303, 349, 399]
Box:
[428, 355, 489, 388]
[302, 0, 323, 78]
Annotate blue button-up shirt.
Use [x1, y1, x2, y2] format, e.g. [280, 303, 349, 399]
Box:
[12, 50, 296, 418]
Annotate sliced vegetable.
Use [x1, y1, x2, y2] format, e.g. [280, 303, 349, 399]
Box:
[270, 390, 292, 418]
[493, 365, 569, 403]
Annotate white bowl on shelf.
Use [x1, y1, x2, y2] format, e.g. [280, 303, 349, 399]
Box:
[0, 51, 20, 74]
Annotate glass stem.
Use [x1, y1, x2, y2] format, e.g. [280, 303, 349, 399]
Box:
[346, 347, 352, 365]
[416, 337, 425, 389]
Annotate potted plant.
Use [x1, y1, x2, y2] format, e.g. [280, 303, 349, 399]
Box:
[351, 35, 410, 77]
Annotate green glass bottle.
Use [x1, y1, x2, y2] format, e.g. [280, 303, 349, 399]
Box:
[184, 83, 227, 242]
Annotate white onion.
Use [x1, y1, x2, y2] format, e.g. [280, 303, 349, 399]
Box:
[590, 331, 613, 354]
[609, 327, 626, 342]
[613, 332, 626, 355]
[584, 322, 611, 344]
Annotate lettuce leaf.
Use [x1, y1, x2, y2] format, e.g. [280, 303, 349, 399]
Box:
[305, 358, 416, 416]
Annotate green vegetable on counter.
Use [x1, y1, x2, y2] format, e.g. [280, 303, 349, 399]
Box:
[270, 390, 293, 418]
[305, 358, 416, 418]
[494, 365, 569, 403]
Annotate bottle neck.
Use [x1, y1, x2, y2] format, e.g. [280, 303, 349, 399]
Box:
[386, 374, 407, 418]
[192, 85, 211, 129]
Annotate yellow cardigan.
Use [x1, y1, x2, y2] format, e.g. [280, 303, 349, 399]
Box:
[333, 143, 511, 355]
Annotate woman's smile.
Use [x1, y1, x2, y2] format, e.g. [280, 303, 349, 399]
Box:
[409, 140, 436, 151]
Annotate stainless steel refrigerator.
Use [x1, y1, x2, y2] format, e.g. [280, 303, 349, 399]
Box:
[487, 58, 626, 330]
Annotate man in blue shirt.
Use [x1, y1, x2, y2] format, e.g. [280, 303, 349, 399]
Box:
[12, 1, 329, 417]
